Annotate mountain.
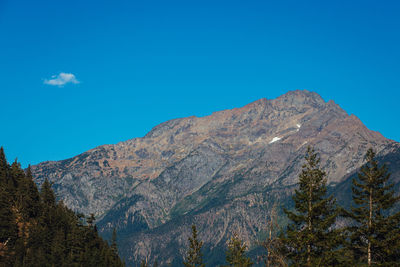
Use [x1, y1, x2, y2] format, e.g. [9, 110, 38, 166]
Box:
[31, 90, 400, 266]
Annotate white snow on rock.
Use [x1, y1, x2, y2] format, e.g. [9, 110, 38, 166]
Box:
[269, 137, 281, 144]
[296, 124, 301, 128]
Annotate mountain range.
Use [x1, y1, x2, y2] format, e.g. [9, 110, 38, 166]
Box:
[31, 90, 400, 266]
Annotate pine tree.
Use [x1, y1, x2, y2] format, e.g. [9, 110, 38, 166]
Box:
[183, 224, 205, 267]
[282, 146, 342, 266]
[347, 148, 400, 266]
[224, 233, 253, 267]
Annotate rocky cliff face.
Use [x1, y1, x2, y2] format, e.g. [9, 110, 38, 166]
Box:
[31, 90, 400, 266]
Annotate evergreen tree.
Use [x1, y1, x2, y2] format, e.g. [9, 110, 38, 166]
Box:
[40, 178, 56, 207]
[0, 148, 125, 266]
[8, 160, 23, 196]
[111, 228, 118, 253]
[110, 227, 122, 264]
[0, 147, 8, 186]
[0, 186, 18, 266]
[16, 166, 41, 219]
[347, 148, 400, 266]
[224, 233, 253, 267]
[0, 148, 16, 256]
[282, 146, 342, 266]
[183, 224, 205, 267]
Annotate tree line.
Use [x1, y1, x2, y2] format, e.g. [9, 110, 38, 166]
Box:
[0, 147, 125, 267]
[180, 147, 400, 267]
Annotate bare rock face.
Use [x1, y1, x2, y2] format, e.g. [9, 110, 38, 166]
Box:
[31, 90, 400, 266]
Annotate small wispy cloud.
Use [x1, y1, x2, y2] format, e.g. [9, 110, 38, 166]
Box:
[44, 72, 80, 86]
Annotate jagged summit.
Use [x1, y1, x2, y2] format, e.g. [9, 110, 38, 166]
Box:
[31, 90, 400, 266]
[275, 89, 325, 105]
[145, 90, 345, 140]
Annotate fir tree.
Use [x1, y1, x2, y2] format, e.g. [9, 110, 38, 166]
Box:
[110, 227, 121, 264]
[224, 233, 253, 267]
[282, 146, 342, 266]
[0, 147, 8, 186]
[40, 178, 56, 207]
[0, 186, 18, 266]
[183, 224, 205, 267]
[0, 148, 16, 253]
[347, 148, 400, 266]
[16, 166, 41, 219]
[111, 228, 118, 253]
[0, 148, 125, 266]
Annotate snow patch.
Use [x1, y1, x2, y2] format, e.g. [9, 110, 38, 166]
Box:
[296, 124, 301, 128]
[269, 137, 281, 144]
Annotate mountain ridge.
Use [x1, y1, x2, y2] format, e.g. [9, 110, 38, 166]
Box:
[31, 90, 400, 265]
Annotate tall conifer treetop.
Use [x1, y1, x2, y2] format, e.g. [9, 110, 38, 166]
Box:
[282, 146, 342, 266]
[224, 233, 253, 267]
[183, 224, 205, 267]
[348, 148, 400, 266]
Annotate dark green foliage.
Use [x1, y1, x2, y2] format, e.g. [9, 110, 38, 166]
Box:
[16, 166, 41, 219]
[282, 146, 343, 266]
[0, 148, 125, 267]
[347, 148, 400, 266]
[0, 186, 18, 266]
[223, 233, 253, 267]
[110, 227, 122, 264]
[40, 178, 56, 207]
[183, 224, 205, 267]
[111, 228, 118, 253]
[0, 147, 8, 186]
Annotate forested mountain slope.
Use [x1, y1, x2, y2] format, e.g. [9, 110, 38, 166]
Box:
[0, 148, 124, 266]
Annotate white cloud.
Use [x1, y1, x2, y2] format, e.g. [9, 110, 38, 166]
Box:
[44, 72, 80, 86]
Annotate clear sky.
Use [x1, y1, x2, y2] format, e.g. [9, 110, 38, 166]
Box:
[1, 0, 399, 167]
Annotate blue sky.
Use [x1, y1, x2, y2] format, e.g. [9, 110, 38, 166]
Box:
[1, 0, 399, 167]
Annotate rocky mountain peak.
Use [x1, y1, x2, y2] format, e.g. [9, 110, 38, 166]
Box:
[30, 90, 399, 266]
[274, 89, 325, 107]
